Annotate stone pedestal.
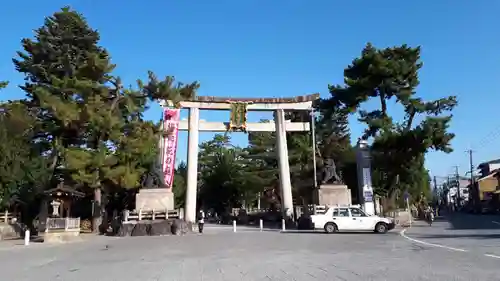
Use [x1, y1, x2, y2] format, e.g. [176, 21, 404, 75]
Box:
[0, 223, 19, 240]
[135, 189, 174, 211]
[314, 184, 352, 206]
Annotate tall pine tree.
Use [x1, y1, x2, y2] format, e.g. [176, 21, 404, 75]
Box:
[13, 7, 119, 230]
[13, 6, 113, 182]
[326, 43, 456, 204]
[0, 100, 51, 226]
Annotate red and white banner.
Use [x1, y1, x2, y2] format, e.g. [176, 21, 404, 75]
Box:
[162, 108, 180, 188]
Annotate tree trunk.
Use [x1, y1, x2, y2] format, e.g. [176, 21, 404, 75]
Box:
[92, 188, 102, 233]
[38, 198, 48, 233]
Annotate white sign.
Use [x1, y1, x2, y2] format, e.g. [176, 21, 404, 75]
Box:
[362, 168, 373, 202]
[362, 168, 372, 190]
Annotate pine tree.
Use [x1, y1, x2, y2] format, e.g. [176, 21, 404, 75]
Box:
[172, 162, 187, 208]
[13, 6, 113, 180]
[246, 122, 280, 208]
[197, 135, 266, 213]
[13, 6, 118, 230]
[315, 102, 351, 161]
[0, 101, 51, 220]
[313, 102, 358, 200]
[326, 43, 457, 203]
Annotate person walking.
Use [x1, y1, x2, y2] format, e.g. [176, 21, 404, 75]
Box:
[198, 210, 205, 234]
[424, 206, 434, 226]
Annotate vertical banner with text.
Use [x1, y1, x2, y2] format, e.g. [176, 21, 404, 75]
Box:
[163, 108, 180, 188]
[362, 168, 373, 202]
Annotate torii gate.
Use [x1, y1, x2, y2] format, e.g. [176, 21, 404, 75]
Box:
[161, 94, 319, 223]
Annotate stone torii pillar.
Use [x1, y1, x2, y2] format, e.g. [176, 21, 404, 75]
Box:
[275, 109, 294, 218]
[184, 107, 200, 223]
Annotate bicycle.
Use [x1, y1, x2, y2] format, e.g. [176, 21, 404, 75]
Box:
[425, 212, 434, 226]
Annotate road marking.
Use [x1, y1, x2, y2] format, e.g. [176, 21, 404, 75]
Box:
[399, 229, 468, 252]
[492, 221, 500, 226]
[485, 254, 500, 259]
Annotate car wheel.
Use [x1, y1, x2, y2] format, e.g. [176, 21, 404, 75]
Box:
[324, 222, 338, 233]
[375, 222, 388, 234]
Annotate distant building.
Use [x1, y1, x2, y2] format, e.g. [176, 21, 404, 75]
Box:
[446, 177, 470, 205]
[477, 159, 500, 201]
[478, 159, 500, 176]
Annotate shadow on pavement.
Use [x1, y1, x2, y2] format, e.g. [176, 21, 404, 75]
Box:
[408, 223, 432, 228]
[443, 212, 500, 230]
[279, 230, 324, 234]
[417, 233, 500, 239]
[280, 230, 397, 235]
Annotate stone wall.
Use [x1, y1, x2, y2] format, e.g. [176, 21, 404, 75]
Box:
[0, 223, 21, 240]
[116, 219, 193, 237]
[135, 189, 175, 211]
[389, 210, 413, 227]
[314, 184, 352, 206]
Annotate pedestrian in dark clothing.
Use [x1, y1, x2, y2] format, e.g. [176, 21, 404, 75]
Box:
[198, 210, 205, 233]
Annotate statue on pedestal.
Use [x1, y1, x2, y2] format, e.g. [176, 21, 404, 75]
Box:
[142, 162, 166, 189]
[321, 158, 343, 184]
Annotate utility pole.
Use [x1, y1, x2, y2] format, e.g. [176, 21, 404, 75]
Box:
[310, 109, 317, 190]
[446, 175, 455, 210]
[453, 165, 460, 209]
[433, 176, 438, 202]
[466, 149, 475, 207]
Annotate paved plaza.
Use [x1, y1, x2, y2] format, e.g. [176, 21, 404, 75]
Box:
[0, 216, 499, 281]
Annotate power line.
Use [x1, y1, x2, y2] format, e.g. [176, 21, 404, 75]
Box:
[473, 128, 500, 150]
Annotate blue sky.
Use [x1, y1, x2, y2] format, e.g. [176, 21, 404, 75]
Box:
[1, 1, 498, 183]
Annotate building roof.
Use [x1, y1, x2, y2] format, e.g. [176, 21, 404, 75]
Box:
[478, 159, 500, 167]
[478, 168, 500, 182]
[43, 185, 85, 198]
[493, 169, 500, 178]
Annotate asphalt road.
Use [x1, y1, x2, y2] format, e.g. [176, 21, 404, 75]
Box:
[402, 212, 500, 259]
[0, 215, 498, 281]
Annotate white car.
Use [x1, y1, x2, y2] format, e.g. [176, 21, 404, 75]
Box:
[310, 206, 395, 234]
